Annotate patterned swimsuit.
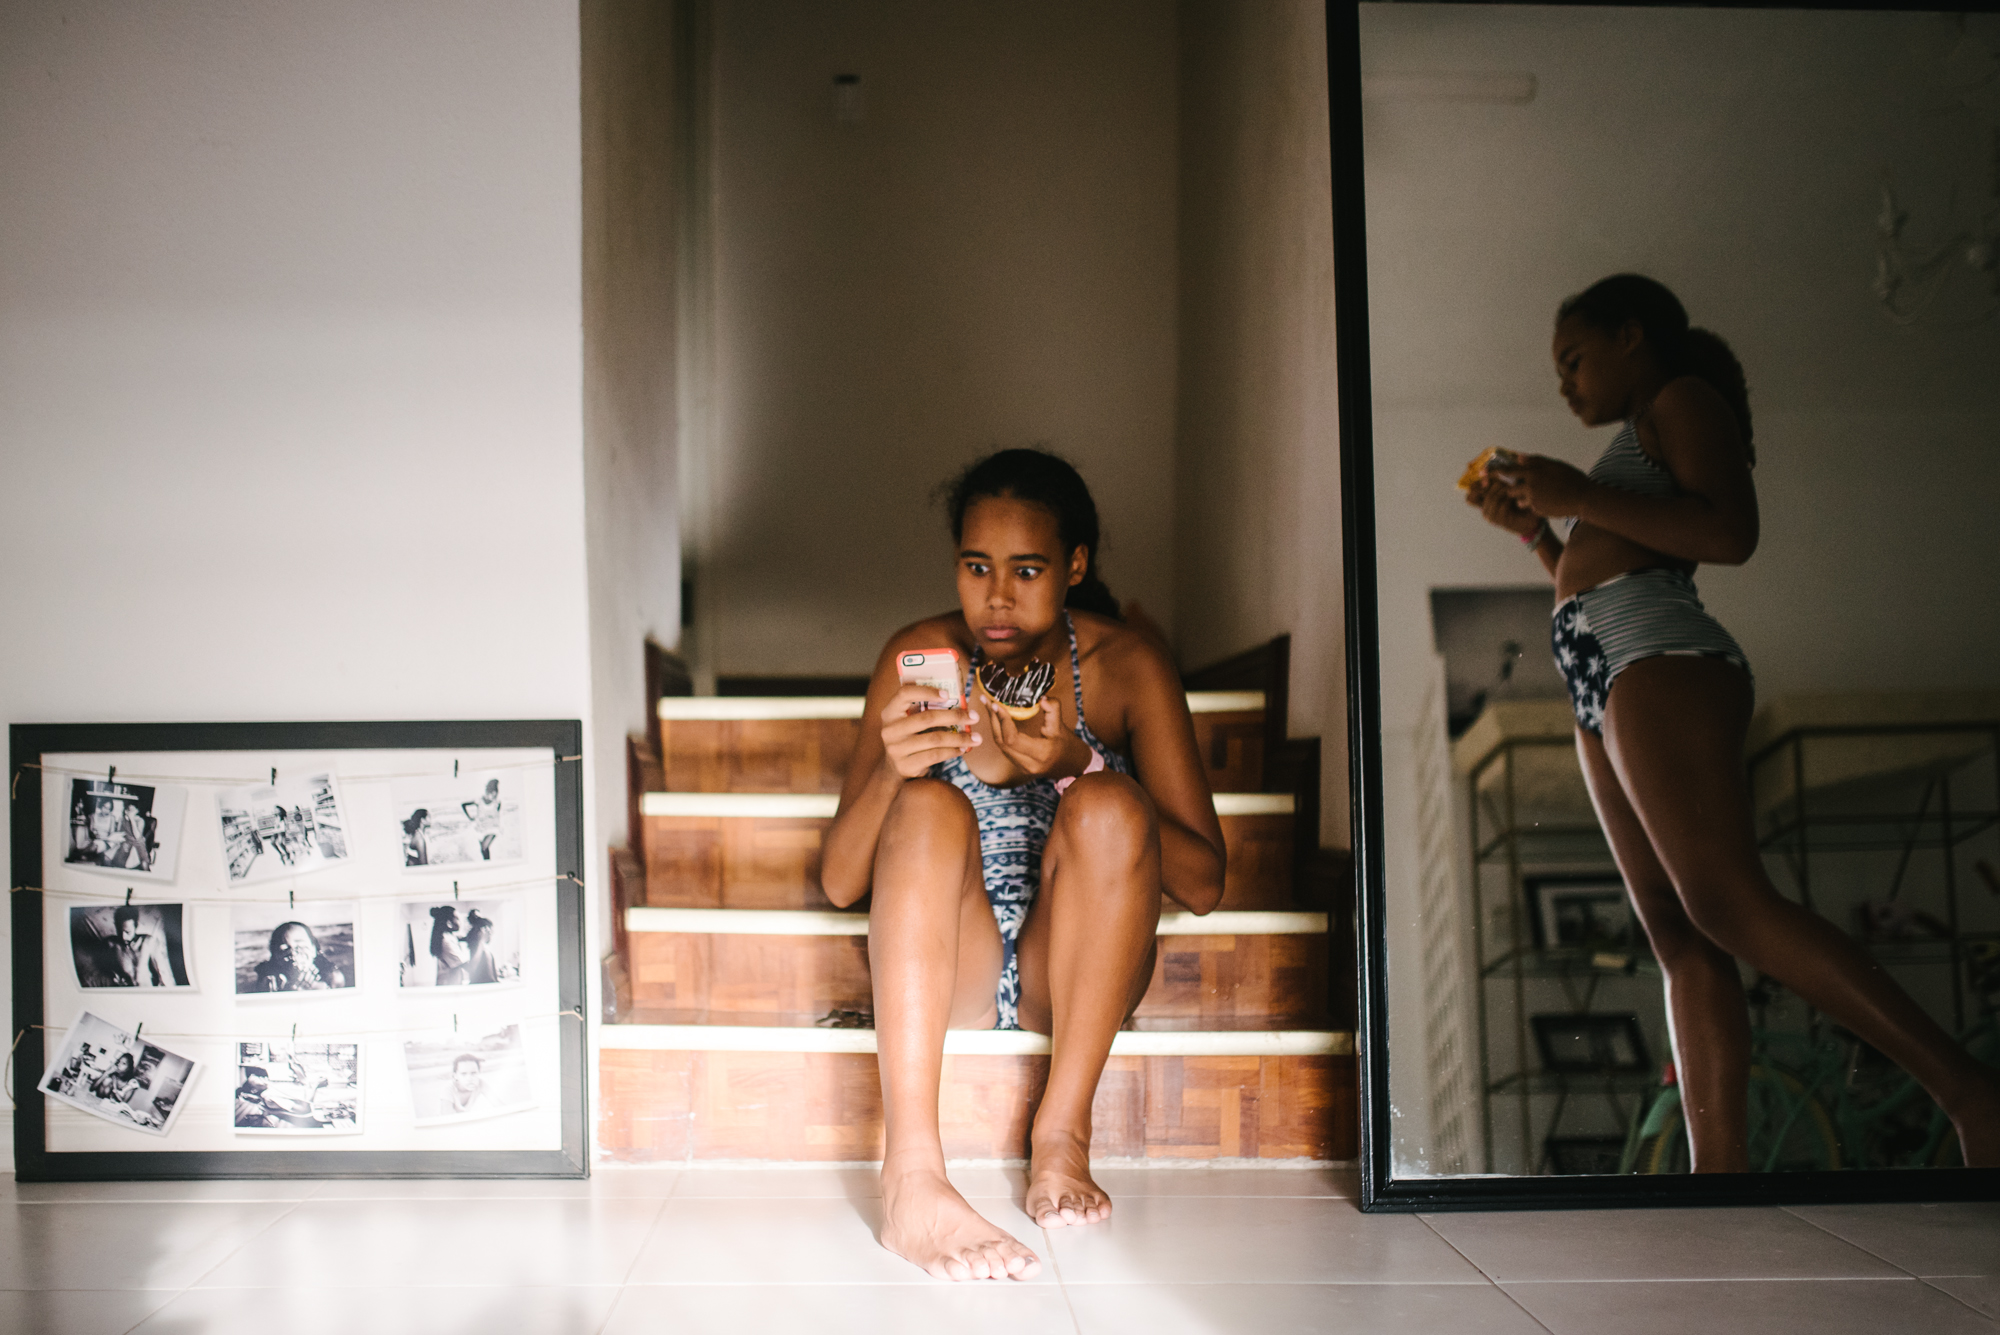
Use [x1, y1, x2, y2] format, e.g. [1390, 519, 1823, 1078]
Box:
[931, 612, 1133, 1030]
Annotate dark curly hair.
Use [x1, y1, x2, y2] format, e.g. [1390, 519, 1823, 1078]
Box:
[1558, 273, 1754, 464]
[940, 448, 1121, 619]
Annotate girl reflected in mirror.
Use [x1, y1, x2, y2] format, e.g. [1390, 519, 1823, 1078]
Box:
[1465, 273, 2000, 1171]
[821, 448, 1226, 1279]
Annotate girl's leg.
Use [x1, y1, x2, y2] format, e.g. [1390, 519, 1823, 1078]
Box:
[1603, 656, 2000, 1166]
[870, 778, 1040, 1280]
[1577, 728, 1750, 1172]
[1015, 772, 1163, 1227]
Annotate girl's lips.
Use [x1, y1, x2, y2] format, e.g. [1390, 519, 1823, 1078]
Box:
[981, 625, 1019, 640]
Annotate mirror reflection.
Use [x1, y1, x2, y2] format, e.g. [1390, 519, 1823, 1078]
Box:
[1362, 3, 2000, 1178]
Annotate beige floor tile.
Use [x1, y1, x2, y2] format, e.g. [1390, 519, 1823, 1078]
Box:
[306, 1173, 676, 1200]
[0, 1289, 176, 1335]
[0, 1176, 321, 1204]
[663, 1165, 1026, 1199]
[1504, 1277, 2000, 1335]
[1787, 1202, 2000, 1276]
[189, 1198, 665, 1289]
[624, 1195, 1055, 1285]
[1046, 1196, 1485, 1285]
[1066, 1282, 1545, 1335]
[1931, 1276, 2000, 1320]
[0, 1202, 297, 1290]
[130, 1285, 624, 1334]
[1087, 1166, 1356, 1199]
[1421, 1207, 1905, 1282]
[600, 1281, 1075, 1333]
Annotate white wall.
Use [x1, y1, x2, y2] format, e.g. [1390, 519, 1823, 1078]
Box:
[0, 1, 591, 1164]
[1175, 0, 1350, 846]
[1360, 5, 2000, 1172]
[582, 0, 684, 880]
[696, 0, 1180, 678]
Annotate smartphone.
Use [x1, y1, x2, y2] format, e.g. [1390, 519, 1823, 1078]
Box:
[896, 648, 963, 722]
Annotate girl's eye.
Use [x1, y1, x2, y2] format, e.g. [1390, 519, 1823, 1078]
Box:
[1017, 568, 1040, 580]
[965, 562, 989, 576]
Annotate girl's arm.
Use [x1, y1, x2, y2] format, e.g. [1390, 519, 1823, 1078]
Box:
[820, 634, 981, 908]
[1500, 377, 1759, 565]
[1122, 641, 1226, 916]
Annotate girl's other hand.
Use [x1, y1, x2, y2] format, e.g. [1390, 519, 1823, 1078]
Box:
[879, 683, 980, 780]
[989, 697, 1087, 781]
[1466, 472, 1541, 538]
[1491, 454, 1592, 518]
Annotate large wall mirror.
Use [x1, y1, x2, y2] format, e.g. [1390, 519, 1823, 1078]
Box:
[1334, 1, 2000, 1206]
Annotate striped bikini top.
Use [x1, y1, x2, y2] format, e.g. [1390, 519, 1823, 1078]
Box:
[1562, 417, 1678, 537]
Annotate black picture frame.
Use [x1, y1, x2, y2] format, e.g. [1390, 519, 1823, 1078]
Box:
[1331, 0, 2000, 1210]
[1524, 875, 1636, 953]
[10, 720, 588, 1181]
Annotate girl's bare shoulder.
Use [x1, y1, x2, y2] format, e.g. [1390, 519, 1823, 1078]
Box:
[1072, 611, 1179, 700]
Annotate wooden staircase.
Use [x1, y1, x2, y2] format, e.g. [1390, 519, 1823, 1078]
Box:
[598, 641, 1356, 1164]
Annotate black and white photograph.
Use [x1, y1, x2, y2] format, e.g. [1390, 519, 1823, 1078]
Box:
[1531, 1012, 1653, 1076]
[38, 1010, 199, 1137]
[396, 896, 522, 989]
[231, 900, 357, 997]
[234, 1039, 362, 1134]
[403, 1023, 534, 1125]
[63, 777, 187, 882]
[391, 769, 524, 872]
[1525, 875, 1637, 952]
[217, 771, 350, 886]
[68, 904, 194, 990]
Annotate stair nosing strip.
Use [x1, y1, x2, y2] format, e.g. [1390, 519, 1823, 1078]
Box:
[623, 907, 1329, 936]
[597, 1025, 1352, 1057]
[656, 690, 1266, 721]
[638, 791, 1294, 818]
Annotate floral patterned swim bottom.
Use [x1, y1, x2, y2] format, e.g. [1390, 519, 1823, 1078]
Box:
[1550, 567, 1751, 736]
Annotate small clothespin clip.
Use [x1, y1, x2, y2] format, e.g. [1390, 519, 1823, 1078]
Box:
[107, 765, 116, 784]
[291, 1023, 297, 1044]
[270, 767, 277, 786]
[134, 1022, 143, 1040]
[289, 889, 295, 909]
[453, 1014, 459, 1033]
[453, 881, 459, 902]
[125, 888, 134, 907]
[453, 759, 459, 779]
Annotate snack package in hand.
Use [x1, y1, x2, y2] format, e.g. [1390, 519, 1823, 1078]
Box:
[1456, 446, 1521, 492]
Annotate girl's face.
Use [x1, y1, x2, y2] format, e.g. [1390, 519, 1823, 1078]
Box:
[955, 497, 1086, 658]
[277, 925, 316, 968]
[1552, 314, 1652, 427]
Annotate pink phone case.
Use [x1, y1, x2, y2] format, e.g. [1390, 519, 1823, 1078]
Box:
[897, 648, 963, 712]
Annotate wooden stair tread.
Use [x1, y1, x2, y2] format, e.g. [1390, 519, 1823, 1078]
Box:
[640, 791, 1293, 817]
[658, 691, 1266, 720]
[623, 907, 1328, 936]
[599, 1022, 1351, 1056]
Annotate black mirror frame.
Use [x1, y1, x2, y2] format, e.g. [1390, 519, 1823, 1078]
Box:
[1327, 0, 2000, 1211]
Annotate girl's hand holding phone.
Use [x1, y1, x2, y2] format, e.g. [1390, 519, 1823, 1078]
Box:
[880, 682, 979, 778]
[883, 648, 978, 780]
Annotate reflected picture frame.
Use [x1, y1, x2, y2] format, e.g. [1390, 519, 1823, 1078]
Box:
[1328, 0, 2000, 1210]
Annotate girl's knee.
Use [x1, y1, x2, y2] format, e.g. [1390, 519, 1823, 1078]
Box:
[885, 776, 976, 829]
[1051, 772, 1155, 857]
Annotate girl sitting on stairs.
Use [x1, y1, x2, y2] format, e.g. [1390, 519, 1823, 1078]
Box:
[821, 448, 1226, 1282]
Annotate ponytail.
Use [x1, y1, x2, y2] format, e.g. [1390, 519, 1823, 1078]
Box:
[1559, 274, 1755, 463]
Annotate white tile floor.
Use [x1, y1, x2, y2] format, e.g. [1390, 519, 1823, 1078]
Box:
[1, 1167, 1995, 1334]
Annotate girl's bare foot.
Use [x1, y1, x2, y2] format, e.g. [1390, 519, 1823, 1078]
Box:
[880, 1165, 1042, 1281]
[1026, 1131, 1111, 1228]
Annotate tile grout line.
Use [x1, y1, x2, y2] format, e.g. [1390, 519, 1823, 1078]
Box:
[588, 1175, 681, 1335]
[1778, 1204, 1936, 1281]
[1914, 1274, 2000, 1323]
[1414, 1214, 1559, 1335]
[151, 1191, 316, 1319]
[1038, 1222, 1086, 1335]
